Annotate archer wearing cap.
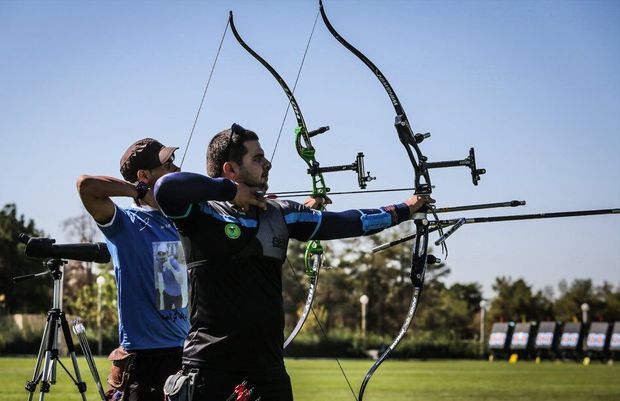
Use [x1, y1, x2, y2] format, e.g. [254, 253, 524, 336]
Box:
[120, 138, 179, 183]
[76, 138, 188, 401]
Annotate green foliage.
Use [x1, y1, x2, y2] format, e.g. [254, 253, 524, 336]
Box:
[553, 278, 620, 322]
[4, 202, 620, 359]
[489, 276, 554, 322]
[64, 268, 118, 342]
[597, 282, 620, 321]
[0, 204, 50, 314]
[283, 330, 479, 359]
[285, 225, 620, 350]
[0, 315, 45, 354]
[283, 239, 314, 330]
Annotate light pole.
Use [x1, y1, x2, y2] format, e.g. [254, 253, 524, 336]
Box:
[360, 295, 369, 340]
[479, 300, 488, 356]
[96, 275, 105, 355]
[581, 303, 590, 324]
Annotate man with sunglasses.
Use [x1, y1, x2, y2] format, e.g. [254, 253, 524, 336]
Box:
[154, 125, 432, 401]
[77, 138, 189, 401]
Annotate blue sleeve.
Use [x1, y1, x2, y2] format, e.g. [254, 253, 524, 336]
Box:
[281, 200, 411, 241]
[154, 172, 237, 218]
[97, 204, 130, 239]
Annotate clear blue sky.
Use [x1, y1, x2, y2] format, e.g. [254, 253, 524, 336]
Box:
[1, 0, 619, 297]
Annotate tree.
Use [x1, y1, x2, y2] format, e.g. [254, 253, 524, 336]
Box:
[282, 239, 315, 332]
[553, 279, 620, 322]
[64, 267, 118, 341]
[335, 227, 417, 336]
[62, 213, 98, 244]
[553, 278, 597, 321]
[445, 282, 484, 339]
[596, 282, 620, 321]
[489, 276, 553, 322]
[0, 204, 50, 313]
[61, 211, 101, 292]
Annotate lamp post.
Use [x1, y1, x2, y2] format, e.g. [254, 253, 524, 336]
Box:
[360, 295, 369, 340]
[581, 303, 590, 324]
[479, 300, 488, 356]
[96, 275, 105, 355]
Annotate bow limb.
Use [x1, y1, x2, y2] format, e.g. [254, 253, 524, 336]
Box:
[319, 1, 433, 399]
[319, 1, 430, 193]
[228, 11, 327, 348]
[359, 220, 429, 400]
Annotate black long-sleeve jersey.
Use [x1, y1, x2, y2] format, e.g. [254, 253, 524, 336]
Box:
[154, 172, 411, 373]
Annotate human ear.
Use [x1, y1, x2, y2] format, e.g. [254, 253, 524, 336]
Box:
[136, 169, 150, 184]
[222, 161, 238, 180]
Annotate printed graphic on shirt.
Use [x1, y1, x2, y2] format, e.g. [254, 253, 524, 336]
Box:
[153, 241, 188, 311]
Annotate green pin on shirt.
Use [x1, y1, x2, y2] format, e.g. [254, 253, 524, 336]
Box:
[224, 223, 241, 239]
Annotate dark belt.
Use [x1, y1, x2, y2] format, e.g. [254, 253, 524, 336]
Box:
[130, 346, 183, 357]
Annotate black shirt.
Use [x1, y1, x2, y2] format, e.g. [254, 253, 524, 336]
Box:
[154, 172, 411, 373]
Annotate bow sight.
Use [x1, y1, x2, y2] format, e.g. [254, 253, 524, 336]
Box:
[408, 130, 486, 186]
[396, 119, 487, 194]
[307, 123, 375, 189]
[305, 148, 376, 189]
[424, 146, 486, 186]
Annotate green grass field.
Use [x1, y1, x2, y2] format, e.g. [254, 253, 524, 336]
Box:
[0, 357, 618, 401]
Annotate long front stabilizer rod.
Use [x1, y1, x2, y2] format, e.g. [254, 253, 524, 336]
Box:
[373, 208, 619, 253]
[432, 208, 619, 226]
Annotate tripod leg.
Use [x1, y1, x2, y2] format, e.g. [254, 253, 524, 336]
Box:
[73, 319, 107, 401]
[38, 310, 61, 401]
[25, 312, 53, 401]
[59, 313, 88, 401]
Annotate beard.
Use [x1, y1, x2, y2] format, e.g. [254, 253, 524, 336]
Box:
[237, 166, 269, 191]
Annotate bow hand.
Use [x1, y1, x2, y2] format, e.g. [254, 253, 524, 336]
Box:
[304, 195, 332, 210]
[405, 194, 435, 217]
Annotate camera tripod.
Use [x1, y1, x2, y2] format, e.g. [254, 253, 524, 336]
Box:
[16, 259, 88, 401]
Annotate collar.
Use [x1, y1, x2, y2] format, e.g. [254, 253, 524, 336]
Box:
[130, 202, 159, 212]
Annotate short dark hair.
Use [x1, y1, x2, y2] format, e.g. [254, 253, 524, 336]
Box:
[207, 124, 259, 177]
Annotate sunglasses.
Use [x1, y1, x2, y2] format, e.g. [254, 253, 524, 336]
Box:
[149, 153, 176, 172]
[224, 123, 246, 161]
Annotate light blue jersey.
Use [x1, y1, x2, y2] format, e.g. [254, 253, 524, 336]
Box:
[99, 204, 189, 351]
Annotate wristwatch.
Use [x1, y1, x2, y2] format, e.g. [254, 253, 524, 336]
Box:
[134, 181, 149, 202]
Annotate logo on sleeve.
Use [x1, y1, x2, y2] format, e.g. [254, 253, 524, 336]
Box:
[224, 223, 241, 239]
